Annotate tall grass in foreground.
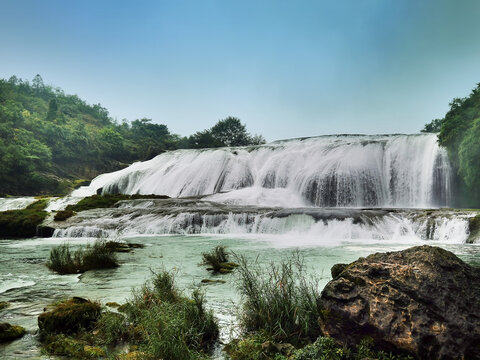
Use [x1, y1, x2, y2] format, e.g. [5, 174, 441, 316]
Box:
[98, 270, 219, 360]
[235, 253, 322, 345]
[47, 240, 118, 274]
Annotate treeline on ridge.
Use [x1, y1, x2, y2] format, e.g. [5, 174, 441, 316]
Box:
[0, 75, 265, 195]
[422, 82, 480, 207]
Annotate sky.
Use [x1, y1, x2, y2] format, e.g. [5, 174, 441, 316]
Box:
[1, 0, 480, 141]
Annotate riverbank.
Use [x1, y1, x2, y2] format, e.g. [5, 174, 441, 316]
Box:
[1, 233, 480, 359]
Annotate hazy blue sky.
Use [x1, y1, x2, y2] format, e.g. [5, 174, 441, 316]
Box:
[1, 0, 480, 141]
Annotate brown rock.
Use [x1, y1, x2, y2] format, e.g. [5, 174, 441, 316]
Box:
[318, 245, 480, 359]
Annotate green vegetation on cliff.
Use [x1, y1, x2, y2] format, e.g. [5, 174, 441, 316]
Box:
[422, 83, 480, 206]
[0, 75, 264, 195]
[0, 199, 48, 238]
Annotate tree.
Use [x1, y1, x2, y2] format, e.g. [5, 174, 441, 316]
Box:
[46, 98, 58, 121]
[249, 134, 267, 145]
[421, 118, 443, 133]
[32, 74, 44, 92]
[458, 117, 480, 189]
[188, 130, 221, 149]
[210, 117, 251, 146]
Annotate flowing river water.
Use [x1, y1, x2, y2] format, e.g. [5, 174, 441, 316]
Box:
[1, 134, 479, 359]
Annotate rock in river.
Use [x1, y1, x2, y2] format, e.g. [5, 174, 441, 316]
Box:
[0, 323, 26, 342]
[38, 297, 101, 336]
[318, 245, 480, 359]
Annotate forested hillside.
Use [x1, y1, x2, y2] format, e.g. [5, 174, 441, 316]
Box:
[0, 75, 264, 195]
[422, 83, 480, 206]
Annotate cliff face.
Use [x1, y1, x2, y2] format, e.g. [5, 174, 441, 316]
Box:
[318, 246, 480, 359]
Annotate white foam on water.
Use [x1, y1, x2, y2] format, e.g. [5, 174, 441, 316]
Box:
[0, 277, 36, 294]
[0, 197, 37, 211]
[50, 209, 472, 246]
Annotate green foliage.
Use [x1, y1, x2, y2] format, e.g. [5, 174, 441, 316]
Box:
[65, 194, 169, 212]
[0, 199, 48, 238]
[227, 335, 414, 360]
[46, 240, 119, 274]
[421, 118, 443, 133]
[0, 75, 265, 195]
[458, 117, 480, 189]
[235, 253, 322, 345]
[98, 270, 219, 360]
[188, 117, 266, 148]
[54, 209, 75, 221]
[0, 76, 178, 194]
[423, 83, 480, 206]
[42, 334, 106, 359]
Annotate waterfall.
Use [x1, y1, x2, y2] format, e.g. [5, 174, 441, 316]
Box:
[74, 134, 452, 208]
[51, 200, 472, 244]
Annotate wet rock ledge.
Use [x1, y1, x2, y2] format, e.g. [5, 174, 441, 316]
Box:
[318, 245, 480, 360]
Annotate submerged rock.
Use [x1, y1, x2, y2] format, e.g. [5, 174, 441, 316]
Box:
[318, 245, 480, 359]
[38, 297, 101, 336]
[0, 323, 26, 342]
[0, 301, 9, 310]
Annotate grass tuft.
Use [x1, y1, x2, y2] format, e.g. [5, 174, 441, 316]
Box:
[46, 240, 119, 274]
[97, 270, 219, 360]
[235, 253, 322, 346]
[202, 245, 239, 274]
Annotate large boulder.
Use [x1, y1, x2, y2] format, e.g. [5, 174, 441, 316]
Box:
[318, 245, 480, 359]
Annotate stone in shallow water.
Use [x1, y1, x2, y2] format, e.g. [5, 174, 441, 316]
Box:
[38, 297, 101, 335]
[318, 245, 480, 359]
[0, 323, 26, 342]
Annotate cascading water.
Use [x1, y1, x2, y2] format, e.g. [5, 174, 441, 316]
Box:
[45, 133, 473, 244]
[72, 134, 452, 208]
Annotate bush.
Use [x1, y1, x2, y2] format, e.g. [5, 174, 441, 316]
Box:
[202, 245, 238, 274]
[235, 253, 322, 345]
[54, 209, 75, 221]
[98, 270, 219, 360]
[47, 240, 118, 274]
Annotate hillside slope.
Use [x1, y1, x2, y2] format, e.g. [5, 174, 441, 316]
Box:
[0, 75, 182, 195]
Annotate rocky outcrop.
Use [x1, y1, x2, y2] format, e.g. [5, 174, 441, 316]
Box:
[318, 245, 480, 360]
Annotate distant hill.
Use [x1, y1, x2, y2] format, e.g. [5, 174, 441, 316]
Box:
[0, 75, 184, 195]
[0, 75, 264, 196]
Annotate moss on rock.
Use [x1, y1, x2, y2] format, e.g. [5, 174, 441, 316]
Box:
[0, 323, 26, 342]
[38, 297, 101, 336]
[65, 194, 169, 213]
[54, 209, 76, 221]
[0, 199, 48, 238]
[0, 301, 9, 310]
